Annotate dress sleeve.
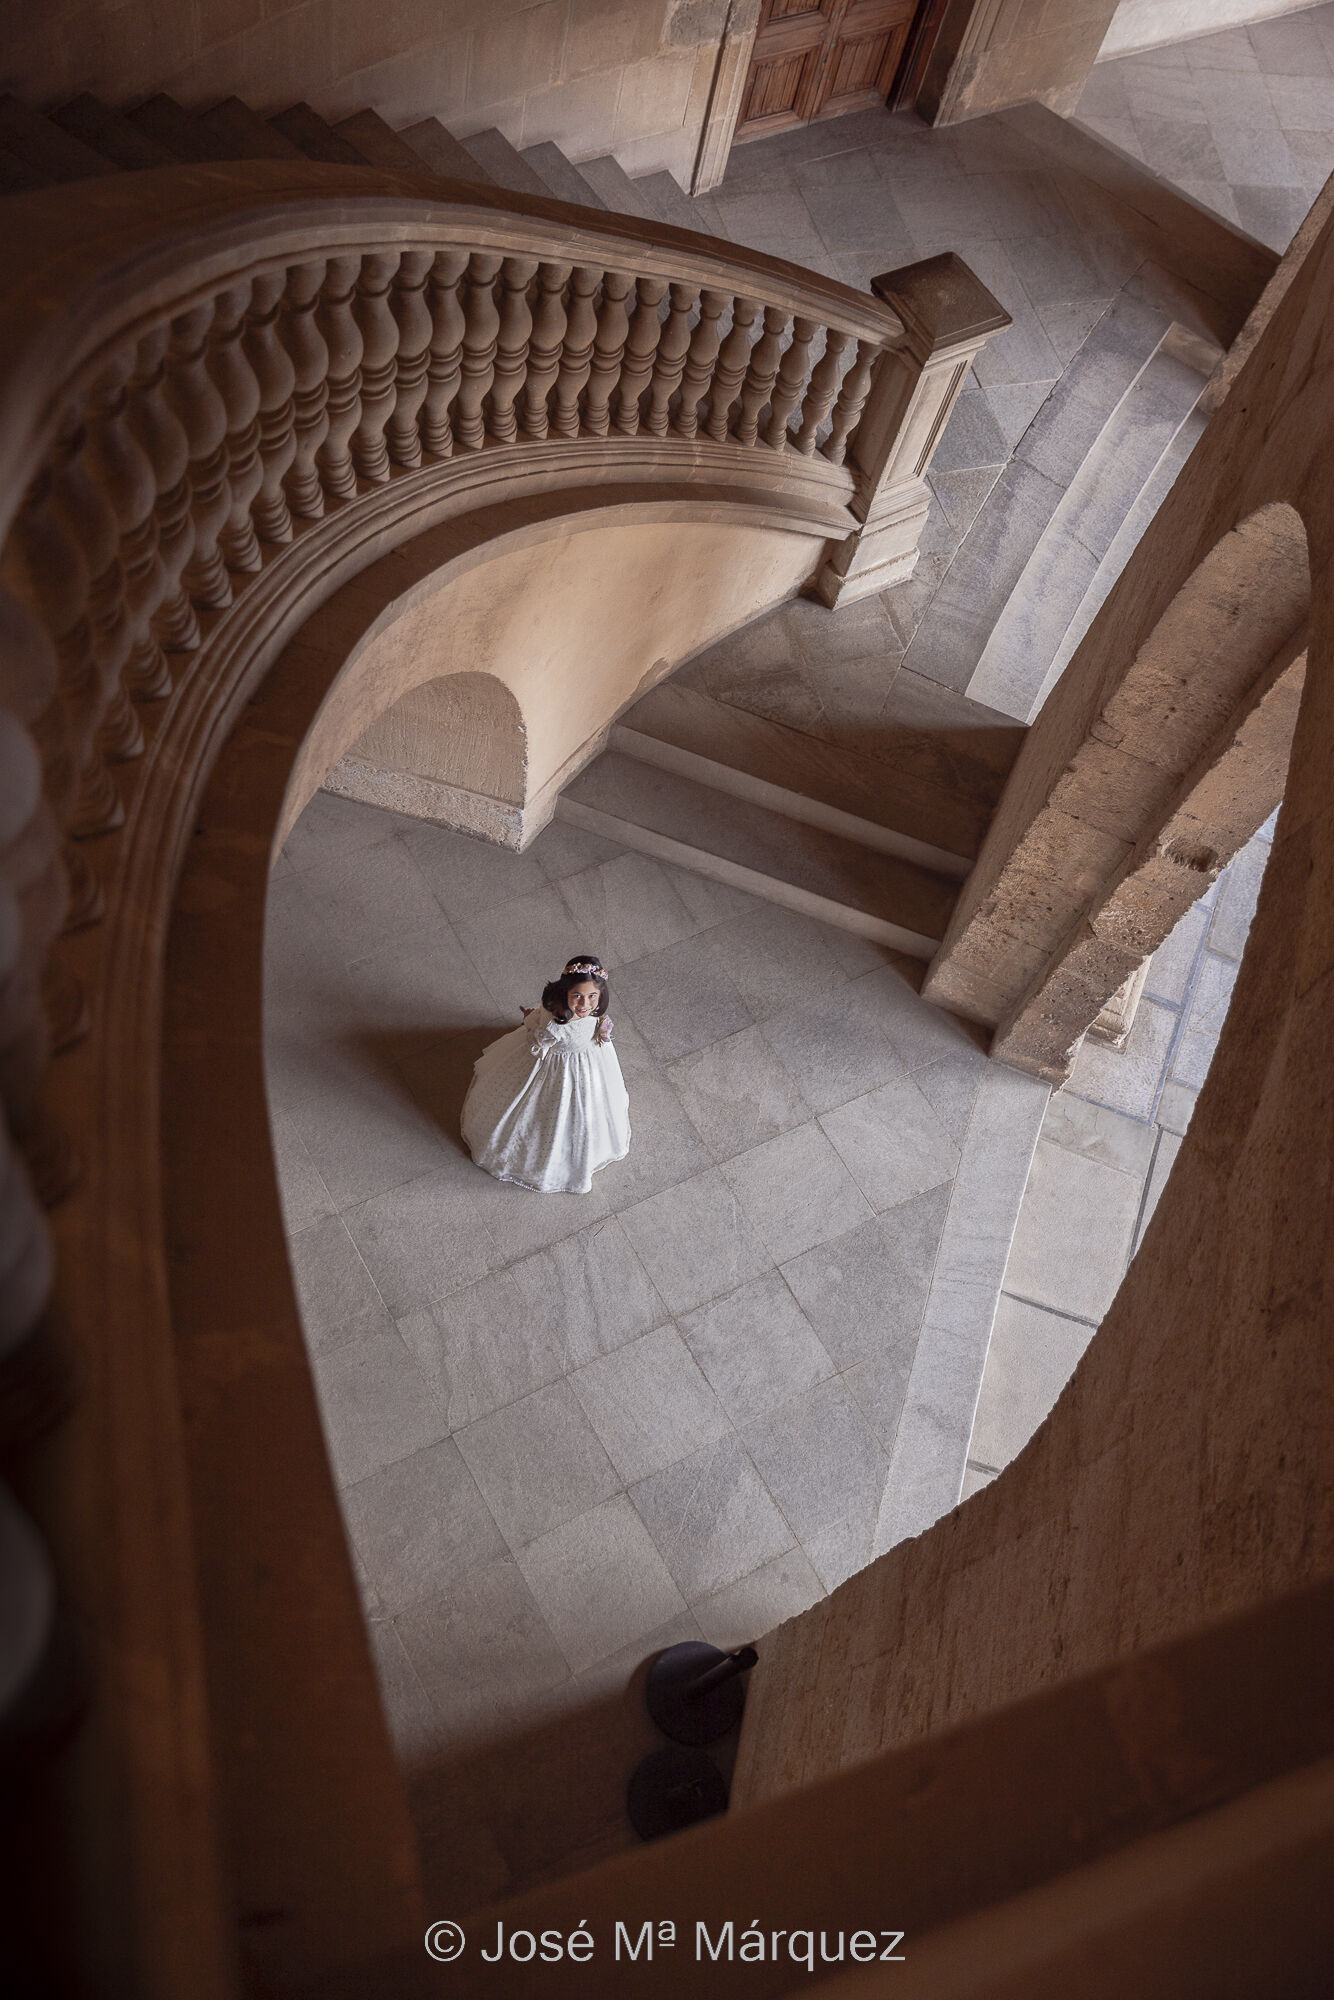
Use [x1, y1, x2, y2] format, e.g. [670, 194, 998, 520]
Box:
[527, 1008, 562, 1056]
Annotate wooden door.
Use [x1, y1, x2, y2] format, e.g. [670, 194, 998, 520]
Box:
[735, 0, 918, 143]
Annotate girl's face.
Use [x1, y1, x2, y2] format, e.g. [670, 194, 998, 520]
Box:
[567, 979, 601, 1018]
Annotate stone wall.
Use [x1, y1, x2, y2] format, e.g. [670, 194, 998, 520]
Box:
[284, 513, 821, 848]
[2, 0, 741, 185]
[731, 142, 1334, 1813]
[922, 0, 1120, 123]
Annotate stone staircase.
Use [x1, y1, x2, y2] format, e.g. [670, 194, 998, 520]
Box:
[0, 85, 732, 241]
[902, 287, 1217, 722]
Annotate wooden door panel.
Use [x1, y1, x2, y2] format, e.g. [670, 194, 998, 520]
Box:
[737, 0, 922, 142]
[740, 48, 825, 132]
[821, 19, 912, 115]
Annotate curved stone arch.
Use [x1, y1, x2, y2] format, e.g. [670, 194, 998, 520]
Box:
[927, 498, 1313, 1075]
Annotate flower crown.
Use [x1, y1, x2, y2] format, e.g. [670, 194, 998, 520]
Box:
[564, 958, 605, 979]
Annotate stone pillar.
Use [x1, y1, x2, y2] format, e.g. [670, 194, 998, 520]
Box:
[814, 252, 1009, 609]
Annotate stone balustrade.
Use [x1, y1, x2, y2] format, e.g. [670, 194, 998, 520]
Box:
[0, 163, 1010, 1992]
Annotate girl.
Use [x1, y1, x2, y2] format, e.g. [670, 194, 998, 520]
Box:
[460, 955, 631, 1194]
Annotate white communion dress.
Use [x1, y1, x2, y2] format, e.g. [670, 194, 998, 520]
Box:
[460, 1007, 631, 1194]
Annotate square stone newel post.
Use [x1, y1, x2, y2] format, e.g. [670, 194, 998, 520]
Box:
[815, 253, 1010, 608]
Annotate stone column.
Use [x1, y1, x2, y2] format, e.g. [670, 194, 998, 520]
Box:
[814, 252, 1009, 609]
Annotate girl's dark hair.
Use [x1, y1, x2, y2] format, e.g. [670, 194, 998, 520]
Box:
[541, 959, 610, 1024]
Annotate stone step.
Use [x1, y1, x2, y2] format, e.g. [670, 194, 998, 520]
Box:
[270, 102, 369, 165]
[618, 676, 1017, 871]
[902, 289, 1174, 701]
[521, 141, 607, 208]
[575, 152, 660, 221]
[0, 94, 117, 183]
[49, 94, 174, 170]
[201, 96, 305, 160]
[336, 109, 432, 175]
[968, 333, 1211, 720]
[458, 127, 549, 196]
[398, 117, 489, 184]
[1029, 399, 1209, 715]
[560, 749, 959, 958]
[127, 94, 234, 163]
[634, 169, 729, 240]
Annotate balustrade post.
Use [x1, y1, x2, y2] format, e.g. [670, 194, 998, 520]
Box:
[551, 267, 599, 440]
[583, 272, 633, 440]
[673, 290, 727, 441]
[520, 262, 571, 442]
[209, 283, 265, 575]
[280, 261, 330, 519]
[349, 253, 401, 484]
[613, 277, 667, 437]
[315, 256, 365, 500]
[420, 251, 468, 458]
[487, 256, 538, 446]
[705, 296, 759, 443]
[645, 283, 695, 438]
[385, 252, 433, 469]
[814, 251, 1009, 608]
[245, 272, 297, 542]
[454, 253, 503, 452]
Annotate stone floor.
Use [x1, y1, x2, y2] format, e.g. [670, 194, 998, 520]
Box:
[1075, 2, 1334, 252]
[266, 787, 1048, 1897]
[965, 817, 1275, 1490]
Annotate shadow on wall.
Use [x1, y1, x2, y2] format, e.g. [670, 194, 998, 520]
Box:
[327, 673, 530, 849]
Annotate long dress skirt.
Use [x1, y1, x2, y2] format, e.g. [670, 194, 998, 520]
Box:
[460, 1007, 631, 1194]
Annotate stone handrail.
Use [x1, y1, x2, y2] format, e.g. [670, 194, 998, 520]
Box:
[0, 161, 1007, 1992]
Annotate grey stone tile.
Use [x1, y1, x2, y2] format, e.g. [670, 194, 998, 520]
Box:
[454, 1379, 621, 1550]
[610, 931, 754, 1060]
[271, 1110, 336, 1235]
[931, 385, 1009, 473]
[342, 925, 504, 1039]
[1066, 995, 1177, 1120]
[803, 1512, 875, 1592]
[509, 1217, 669, 1371]
[1145, 901, 1209, 1004]
[1171, 1021, 1219, 1090]
[1156, 1078, 1199, 1137]
[680, 1271, 834, 1427]
[557, 851, 700, 970]
[969, 1293, 1094, 1471]
[1187, 951, 1240, 1037]
[982, 376, 1058, 449]
[913, 1050, 986, 1146]
[596, 1067, 713, 1209]
[1230, 181, 1313, 250]
[666, 1025, 809, 1162]
[571, 1608, 704, 1703]
[1184, 27, 1260, 75]
[820, 1073, 961, 1214]
[289, 1215, 385, 1347]
[397, 1272, 565, 1430]
[1042, 1090, 1158, 1180]
[708, 904, 849, 1023]
[365, 1615, 441, 1762]
[655, 862, 769, 932]
[618, 1167, 773, 1316]
[282, 788, 409, 870]
[1211, 120, 1299, 192]
[343, 1166, 505, 1317]
[630, 1435, 794, 1602]
[960, 1463, 997, 1499]
[528, 815, 624, 882]
[692, 1545, 824, 1650]
[1249, 10, 1333, 78]
[781, 1182, 951, 1371]
[516, 1494, 688, 1674]
[721, 1123, 874, 1263]
[1129, 113, 1226, 183]
[292, 833, 449, 966]
[454, 881, 592, 1018]
[461, 1154, 616, 1263]
[312, 1316, 449, 1486]
[1136, 1126, 1184, 1252]
[394, 1554, 570, 1743]
[287, 1057, 456, 1212]
[742, 1376, 887, 1549]
[342, 1437, 507, 1611]
[843, 1343, 914, 1453]
[928, 466, 1004, 538]
[1002, 1137, 1141, 1324]
[399, 820, 546, 921]
[1209, 836, 1270, 960]
[570, 1324, 731, 1484]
